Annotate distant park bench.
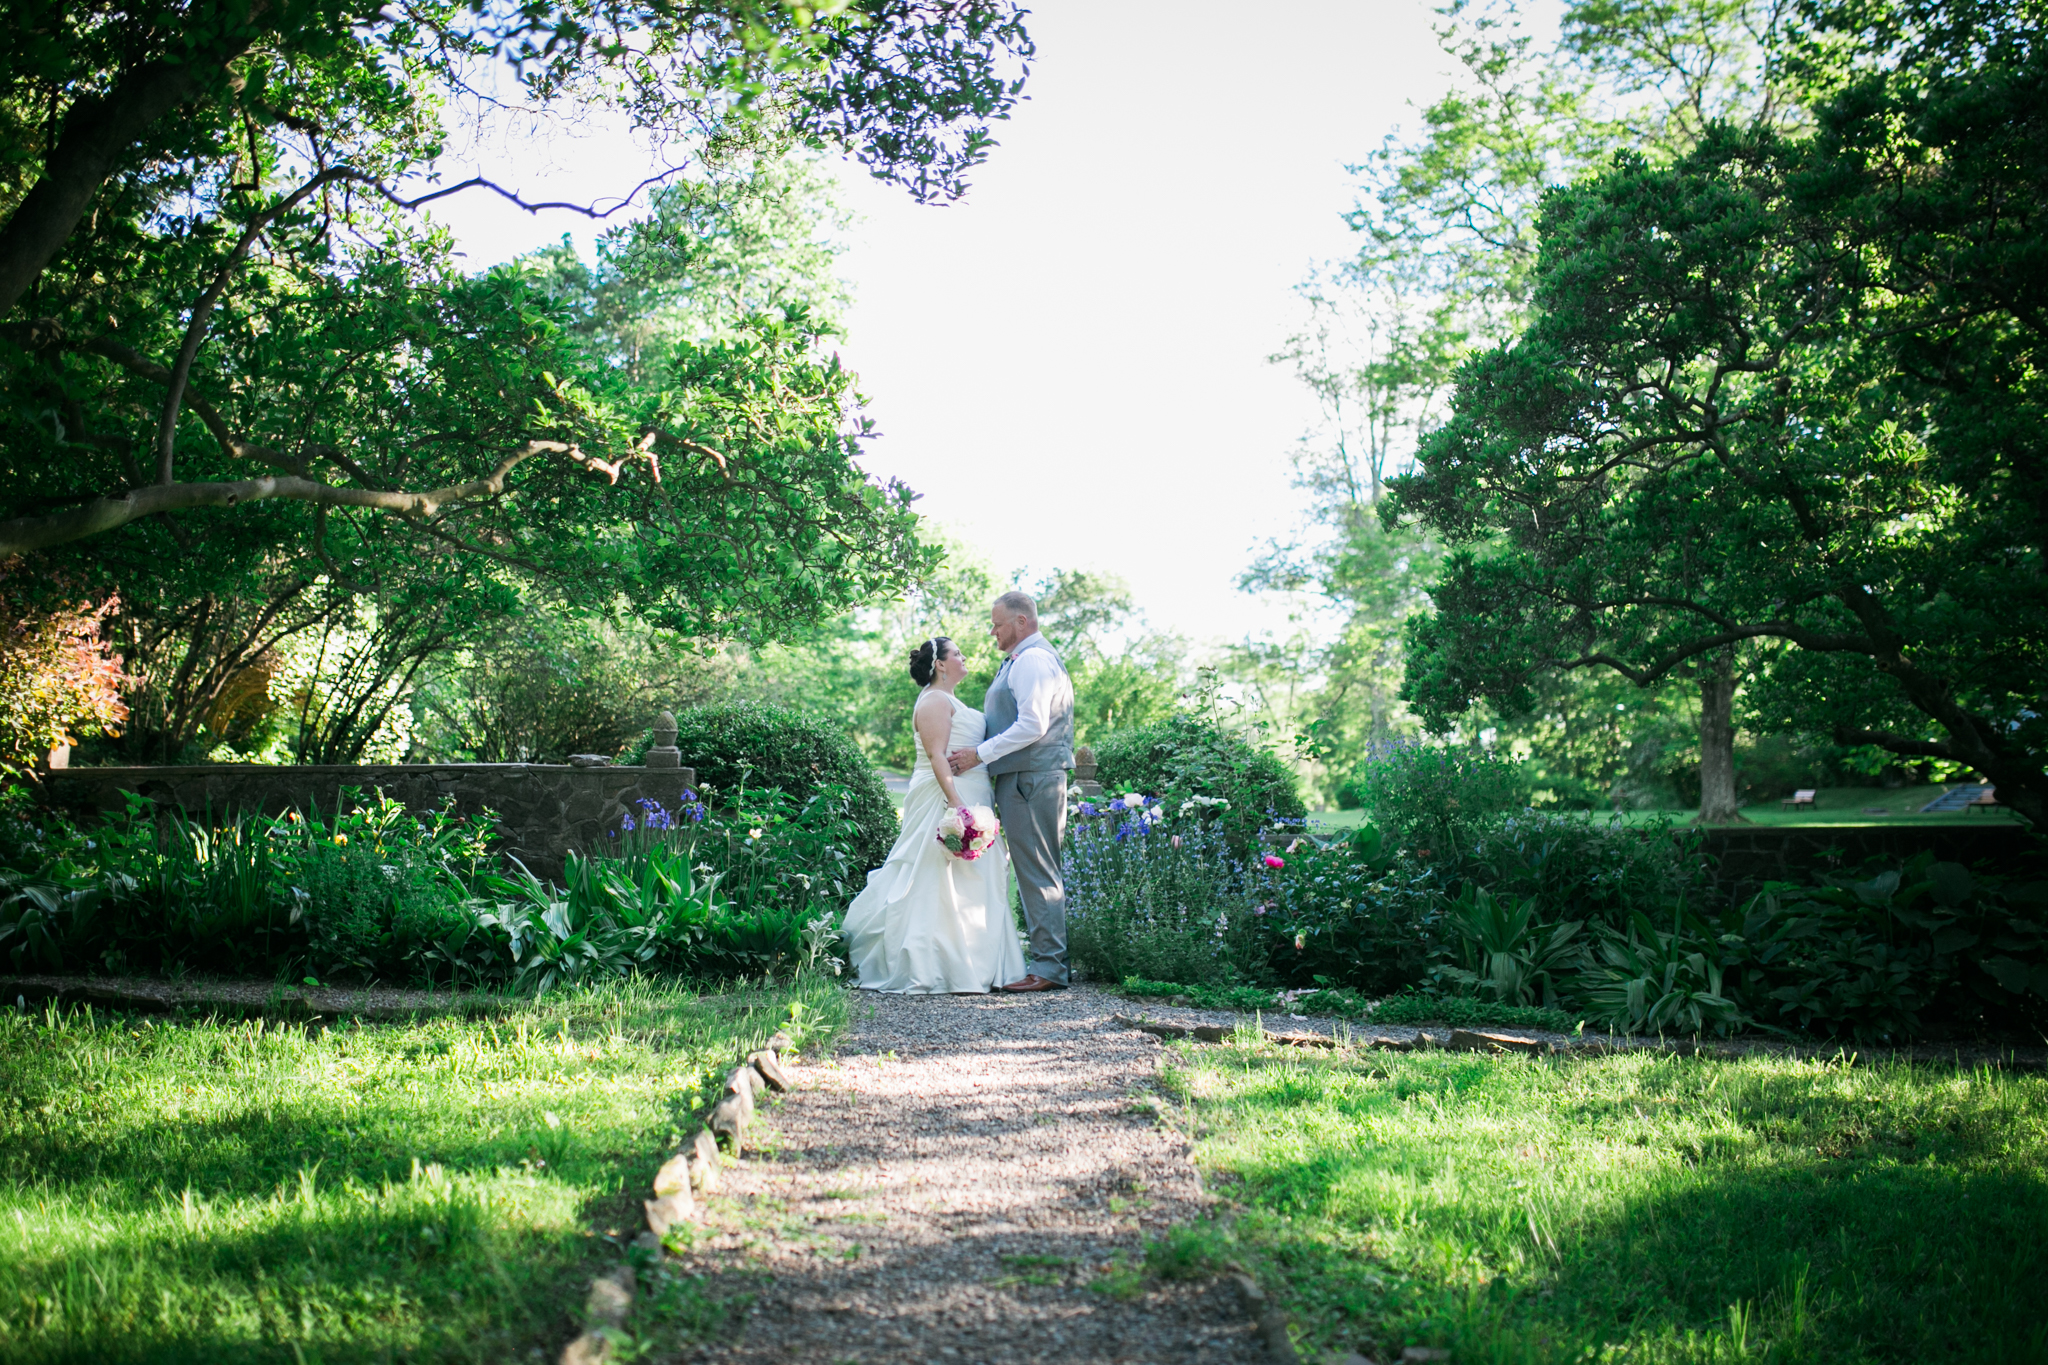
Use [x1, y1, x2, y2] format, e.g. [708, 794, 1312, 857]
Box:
[1781, 789, 1817, 810]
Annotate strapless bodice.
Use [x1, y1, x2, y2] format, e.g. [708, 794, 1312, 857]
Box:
[910, 693, 986, 785]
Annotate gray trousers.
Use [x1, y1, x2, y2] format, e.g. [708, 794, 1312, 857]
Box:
[993, 768, 1068, 984]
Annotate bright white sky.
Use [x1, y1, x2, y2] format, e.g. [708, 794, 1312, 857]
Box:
[426, 1, 1455, 652]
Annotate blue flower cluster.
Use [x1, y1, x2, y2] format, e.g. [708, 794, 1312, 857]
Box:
[1072, 792, 1166, 843]
[617, 792, 709, 835]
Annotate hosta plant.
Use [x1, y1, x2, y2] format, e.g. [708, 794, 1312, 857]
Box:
[1433, 884, 1584, 1007]
[1586, 910, 1745, 1036]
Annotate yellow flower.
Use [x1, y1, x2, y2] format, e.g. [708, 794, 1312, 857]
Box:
[333, 834, 349, 847]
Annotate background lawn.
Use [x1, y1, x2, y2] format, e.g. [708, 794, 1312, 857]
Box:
[1159, 1041, 2048, 1365]
[0, 979, 843, 1364]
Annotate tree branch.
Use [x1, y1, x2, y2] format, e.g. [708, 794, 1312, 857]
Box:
[155, 167, 357, 483]
[0, 440, 575, 556]
[1832, 727, 1956, 762]
[378, 167, 690, 221]
[0, 55, 233, 313]
[84, 336, 248, 463]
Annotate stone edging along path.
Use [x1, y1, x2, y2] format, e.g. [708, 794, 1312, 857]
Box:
[1109, 1006, 2048, 1072]
[558, 1027, 798, 1365]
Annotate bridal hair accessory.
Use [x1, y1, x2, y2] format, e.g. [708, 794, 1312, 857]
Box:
[936, 805, 1000, 861]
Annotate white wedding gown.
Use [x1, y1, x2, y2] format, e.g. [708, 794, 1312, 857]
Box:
[842, 691, 1026, 993]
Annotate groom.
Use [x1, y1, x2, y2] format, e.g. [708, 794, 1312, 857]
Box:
[950, 590, 1075, 993]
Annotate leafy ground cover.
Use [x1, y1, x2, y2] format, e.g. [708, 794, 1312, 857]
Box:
[0, 977, 843, 1364]
[1154, 1041, 2048, 1364]
[0, 782, 861, 992]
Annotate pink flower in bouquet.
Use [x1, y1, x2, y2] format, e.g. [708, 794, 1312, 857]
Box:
[1263, 855, 1286, 870]
[936, 805, 1001, 861]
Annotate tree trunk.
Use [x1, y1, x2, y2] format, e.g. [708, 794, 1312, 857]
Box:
[0, 59, 229, 315]
[1696, 661, 1744, 824]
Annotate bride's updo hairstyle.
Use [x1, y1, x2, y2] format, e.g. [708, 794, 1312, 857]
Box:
[908, 636, 953, 686]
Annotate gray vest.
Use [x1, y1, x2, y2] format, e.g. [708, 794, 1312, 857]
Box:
[982, 635, 1075, 776]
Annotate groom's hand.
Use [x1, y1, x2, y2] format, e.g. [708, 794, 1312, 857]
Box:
[948, 747, 982, 775]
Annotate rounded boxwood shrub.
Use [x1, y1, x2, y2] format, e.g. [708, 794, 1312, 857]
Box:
[1093, 713, 1304, 846]
[664, 701, 897, 876]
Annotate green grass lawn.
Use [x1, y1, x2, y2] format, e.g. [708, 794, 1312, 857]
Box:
[1157, 1041, 2048, 1364]
[0, 979, 843, 1364]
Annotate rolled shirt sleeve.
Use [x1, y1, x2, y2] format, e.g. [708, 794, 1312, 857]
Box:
[977, 641, 1060, 766]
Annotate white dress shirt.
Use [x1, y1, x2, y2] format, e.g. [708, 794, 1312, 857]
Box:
[976, 632, 1073, 766]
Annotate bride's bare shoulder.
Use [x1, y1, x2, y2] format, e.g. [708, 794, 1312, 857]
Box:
[912, 689, 955, 720]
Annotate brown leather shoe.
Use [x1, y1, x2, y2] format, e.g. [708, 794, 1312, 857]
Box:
[1000, 975, 1066, 993]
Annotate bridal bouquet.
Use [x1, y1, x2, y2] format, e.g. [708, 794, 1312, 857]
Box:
[936, 805, 1000, 861]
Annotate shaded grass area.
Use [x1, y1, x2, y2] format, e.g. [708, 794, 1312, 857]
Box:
[1156, 1042, 2048, 1364]
[0, 978, 844, 1364]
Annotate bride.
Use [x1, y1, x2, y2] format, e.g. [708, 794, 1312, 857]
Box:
[841, 637, 1026, 993]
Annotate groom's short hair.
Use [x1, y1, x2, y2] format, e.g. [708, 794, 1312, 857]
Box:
[994, 590, 1037, 621]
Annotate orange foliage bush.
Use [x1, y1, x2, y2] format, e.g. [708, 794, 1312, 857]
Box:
[0, 575, 133, 771]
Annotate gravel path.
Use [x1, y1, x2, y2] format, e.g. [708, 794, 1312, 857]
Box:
[672, 983, 1265, 1365]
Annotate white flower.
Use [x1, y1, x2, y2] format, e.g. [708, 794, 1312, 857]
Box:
[1121, 792, 1145, 809]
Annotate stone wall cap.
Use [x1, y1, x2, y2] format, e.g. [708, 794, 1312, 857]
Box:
[44, 762, 618, 777]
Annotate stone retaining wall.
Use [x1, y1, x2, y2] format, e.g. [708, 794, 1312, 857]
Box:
[1696, 823, 2038, 900]
[42, 763, 698, 882]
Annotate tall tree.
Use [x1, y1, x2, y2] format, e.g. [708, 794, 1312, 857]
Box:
[1267, 0, 1804, 814]
[3, 5, 1030, 757]
[1388, 0, 2048, 827]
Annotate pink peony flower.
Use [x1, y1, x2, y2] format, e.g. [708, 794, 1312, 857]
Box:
[1263, 855, 1285, 869]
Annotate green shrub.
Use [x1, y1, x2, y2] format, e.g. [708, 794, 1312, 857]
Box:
[1431, 884, 1587, 1008]
[0, 779, 860, 992]
[1584, 907, 1744, 1036]
[1093, 713, 1304, 847]
[1353, 742, 1525, 855]
[1716, 855, 2048, 1040]
[295, 841, 465, 983]
[1458, 810, 1706, 934]
[652, 702, 896, 875]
